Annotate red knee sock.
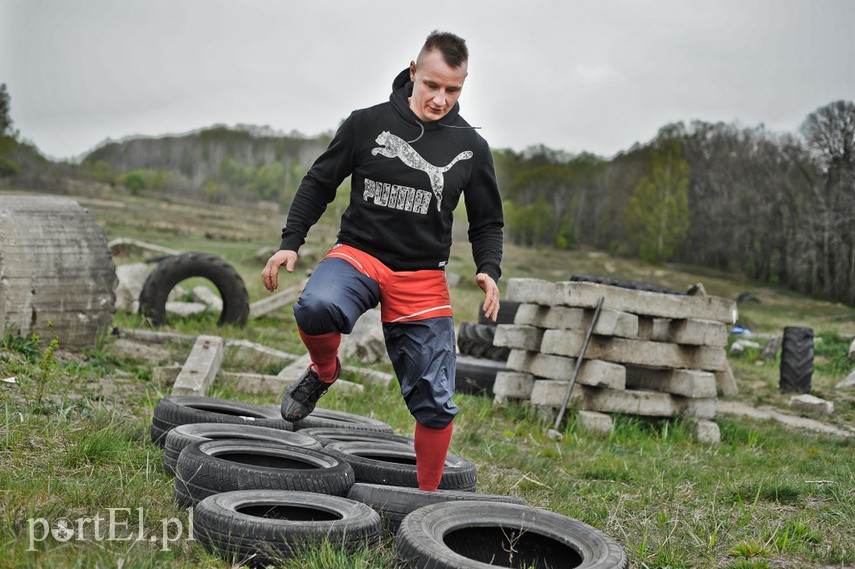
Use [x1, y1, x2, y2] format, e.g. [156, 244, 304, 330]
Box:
[414, 421, 453, 492]
[298, 328, 341, 383]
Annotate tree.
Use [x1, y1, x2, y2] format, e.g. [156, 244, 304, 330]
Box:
[623, 141, 690, 263]
[0, 83, 12, 137]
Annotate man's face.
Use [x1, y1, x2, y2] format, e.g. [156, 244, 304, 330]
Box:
[408, 49, 468, 122]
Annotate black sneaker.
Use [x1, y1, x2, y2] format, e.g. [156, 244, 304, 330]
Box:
[280, 360, 339, 422]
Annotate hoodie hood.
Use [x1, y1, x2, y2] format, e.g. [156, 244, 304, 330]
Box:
[389, 68, 462, 133]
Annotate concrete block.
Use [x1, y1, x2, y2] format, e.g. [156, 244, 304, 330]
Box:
[492, 371, 535, 404]
[249, 281, 305, 318]
[837, 369, 855, 390]
[513, 304, 551, 327]
[553, 281, 737, 324]
[530, 379, 586, 407]
[535, 305, 639, 338]
[192, 286, 223, 311]
[493, 325, 543, 351]
[110, 338, 170, 364]
[674, 397, 717, 419]
[849, 338, 855, 362]
[541, 329, 728, 371]
[341, 366, 394, 389]
[672, 319, 728, 347]
[172, 335, 225, 396]
[505, 278, 558, 305]
[217, 371, 364, 395]
[694, 420, 721, 444]
[576, 410, 613, 436]
[224, 339, 299, 370]
[625, 367, 717, 398]
[715, 361, 739, 397]
[637, 318, 726, 346]
[789, 394, 834, 414]
[583, 387, 676, 417]
[114, 327, 197, 345]
[165, 301, 207, 317]
[152, 364, 182, 387]
[506, 350, 625, 389]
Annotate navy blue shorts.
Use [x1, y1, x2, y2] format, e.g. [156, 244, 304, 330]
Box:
[294, 250, 458, 428]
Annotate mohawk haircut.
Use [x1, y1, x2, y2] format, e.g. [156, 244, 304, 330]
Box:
[420, 30, 468, 68]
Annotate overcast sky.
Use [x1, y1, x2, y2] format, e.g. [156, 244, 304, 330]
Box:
[2, 0, 853, 161]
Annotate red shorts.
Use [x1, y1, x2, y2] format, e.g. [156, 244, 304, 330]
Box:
[324, 244, 454, 323]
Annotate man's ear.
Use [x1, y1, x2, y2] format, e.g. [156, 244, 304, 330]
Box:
[409, 60, 416, 81]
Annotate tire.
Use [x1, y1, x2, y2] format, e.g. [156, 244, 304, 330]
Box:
[291, 407, 394, 433]
[174, 439, 355, 508]
[455, 356, 508, 396]
[193, 489, 380, 567]
[780, 326, 813, 393]
[138, 252, 249, 327]
[477, 300, 521, 326]
[323, 441, 477, 491]
[162, 423, 322, 477]
[347, 482, 526, 531]
[151, 396, 292, 447]
[395, 501, 628, 569]
[0, 196, 117, 350]
[570, 274, 683, 296]
[298, 427, 415, 448]
[457, 322, 510, 361]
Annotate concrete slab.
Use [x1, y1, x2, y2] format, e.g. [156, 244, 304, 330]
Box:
[789, 394, 834, 415]
[637, 318, 727, 346]
[582, 387, 676, 417]
[493, 325, 544, 351]
[553, 281, 737, 324]
[172, 335, 224, 396]
[506, 350, 626, 389]
[492, 371, 535, 404]
[530, 379, 586, 407]
[694, 420, 721, 444]
[505, 278, 558, 305]
[576, 410, 613, 436]
[224, 339, 299, 370]
[218, 371, 364, 395]
[515, 304, 638, 337]
[625, 366, 717, 398]
[715, 361, 740, 396]
[541, 329, 728, 371]
[250, 281, 305, 318]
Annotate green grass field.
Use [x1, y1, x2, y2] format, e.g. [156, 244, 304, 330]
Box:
[1, 187, 854, 568]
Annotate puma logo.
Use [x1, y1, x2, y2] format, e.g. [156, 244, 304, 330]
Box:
[371, 131, 472, 211]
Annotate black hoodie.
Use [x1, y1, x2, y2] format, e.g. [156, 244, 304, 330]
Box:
[280, 69, 503, 283]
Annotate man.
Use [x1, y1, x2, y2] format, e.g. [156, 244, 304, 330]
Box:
[262, 31, 503, 492]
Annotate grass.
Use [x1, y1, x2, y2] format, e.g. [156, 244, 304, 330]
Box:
[1, 185, 854, 568]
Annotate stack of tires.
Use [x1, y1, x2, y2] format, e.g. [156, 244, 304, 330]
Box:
[455, 300, 520, 396]
[151, 395, 627, 568]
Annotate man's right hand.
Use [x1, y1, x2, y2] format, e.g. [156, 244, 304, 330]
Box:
[262, 249, 298, 292]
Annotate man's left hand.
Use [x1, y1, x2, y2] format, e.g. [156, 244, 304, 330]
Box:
[476, 273, 500, 323]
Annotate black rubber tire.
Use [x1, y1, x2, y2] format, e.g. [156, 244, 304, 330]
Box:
[347, 482, 526, 531]
[162, 423, 322, 477]
[151, 396, 292, 447]
[779, 326, 814, 393]
[138, 252, 249, 327]
[323, 441, 477, 492]
[298, 427, 415, 448]
[193, 489, 381, 567]
[477, 300, 521, 326]
[455, 355, 508, 396]
[457, 322, 511, 361]
[291, 407, 394, 432]
[174, 439, 355, 508]
[395, 501, 628, 569]
[570, 274, 684, 296]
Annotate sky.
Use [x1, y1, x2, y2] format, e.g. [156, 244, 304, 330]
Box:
[1, 0, 853, 162]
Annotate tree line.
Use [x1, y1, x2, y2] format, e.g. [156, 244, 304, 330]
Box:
[495, 100, 855, 306]
[1, 83, 852, 305]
